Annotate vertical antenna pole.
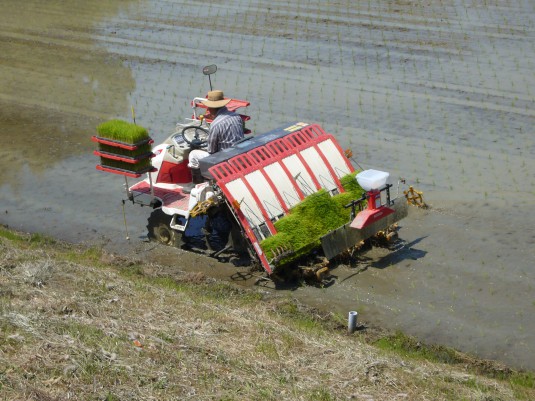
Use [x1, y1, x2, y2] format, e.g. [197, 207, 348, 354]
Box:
[124, 176, 130, 199]
[148, 170, 155, 203]
[121, 200, 130, 240]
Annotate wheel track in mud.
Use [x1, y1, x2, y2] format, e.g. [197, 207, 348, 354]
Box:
[2, 1, 533, 176]
[2, 1, 534, 122]
[147, 1, 535, 38]
[3, 31, 532, 124]
[102, 6, 535, 122]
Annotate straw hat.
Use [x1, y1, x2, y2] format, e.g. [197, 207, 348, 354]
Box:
[201, 90, 231, 108]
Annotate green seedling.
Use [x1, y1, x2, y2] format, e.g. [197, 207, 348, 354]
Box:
[260, 172, 365, 266]
[97, 120, 149, 144]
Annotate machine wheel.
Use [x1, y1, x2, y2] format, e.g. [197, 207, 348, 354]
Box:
[147, 209, 181, 247]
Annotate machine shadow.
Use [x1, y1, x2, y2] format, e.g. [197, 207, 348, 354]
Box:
[232, 236, 427, 290]
[370, 236, 428, 269]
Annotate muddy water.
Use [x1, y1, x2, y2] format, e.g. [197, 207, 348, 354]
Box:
[0, 0, 140, 241]
[1, 1, 534, 370]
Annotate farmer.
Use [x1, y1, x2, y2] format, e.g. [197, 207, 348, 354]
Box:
[187, 90, 244, 252]
[187, 89, 244, 181]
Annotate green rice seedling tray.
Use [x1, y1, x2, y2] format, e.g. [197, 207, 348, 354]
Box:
[91, 135, 153, 151]
[260, 171, 365, 267]
[98, 142, 152, 157]
[96, 119, 149, 143]
[93, 120, 154, 175]
[93, 119, 152, 153]
[96, 164, 156, 178]
[100, 156, 151, 171]
[93, 150, 154, 164]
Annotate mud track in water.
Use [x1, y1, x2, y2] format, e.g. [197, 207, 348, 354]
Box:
[1, 0, 534, 370]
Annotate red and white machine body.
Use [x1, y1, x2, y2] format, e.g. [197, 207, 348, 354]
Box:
[198, 121, 356, 272]
[351, 169, 395, 229]
[126, 97, 252, 220]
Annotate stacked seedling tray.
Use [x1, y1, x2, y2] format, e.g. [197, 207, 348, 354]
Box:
[92, 120, 154, 178]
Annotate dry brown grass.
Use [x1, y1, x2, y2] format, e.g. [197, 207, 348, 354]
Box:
[0, 232, 532, 400]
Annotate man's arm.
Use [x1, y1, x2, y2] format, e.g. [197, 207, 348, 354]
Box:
[206, 123, 221, 154]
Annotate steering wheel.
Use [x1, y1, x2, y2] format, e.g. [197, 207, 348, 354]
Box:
[181, 125, 209, 149]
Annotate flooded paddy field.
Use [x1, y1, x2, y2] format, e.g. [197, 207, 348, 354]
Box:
[1, 0, 534, 370]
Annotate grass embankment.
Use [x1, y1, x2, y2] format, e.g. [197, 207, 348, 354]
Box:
[1, 226, 534, 400]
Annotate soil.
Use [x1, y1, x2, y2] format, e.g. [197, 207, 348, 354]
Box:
[1, 0, 534, 371]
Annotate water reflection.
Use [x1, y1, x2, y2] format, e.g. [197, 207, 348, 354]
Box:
[0, 0, 137, 186]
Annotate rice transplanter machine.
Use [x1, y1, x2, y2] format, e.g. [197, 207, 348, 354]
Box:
[92, 65, 410, 281]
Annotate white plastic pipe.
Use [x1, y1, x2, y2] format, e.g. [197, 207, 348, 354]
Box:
[348, 311, 358, 334]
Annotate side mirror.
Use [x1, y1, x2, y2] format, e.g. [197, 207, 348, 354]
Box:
[202, 65, 217, 75]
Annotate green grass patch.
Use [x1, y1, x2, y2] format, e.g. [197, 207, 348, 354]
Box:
[255, 340, 280, 360]
[0, 319, 26, 349]
[58, 322, 109, 347]
[260, 171, 364, 266]
[510, 372, 535, 388]
[0, 226, 24, 242]
[63, 246, 104, 265]
[0, 225, 56, 247]
[97, 120, 149, 144]
[510, 372, 535, 400]
[196, 282, 263, 304]
[148, 276, 262, 306]
[151, 276, 187, 291]
[27, 232, 56, 245]
[307, 387, 335, 401]
[373, 330, 535, 398]
[374, 331, 462, 364]
[274, 299, 328, 334]
[104, 393, 120, 401]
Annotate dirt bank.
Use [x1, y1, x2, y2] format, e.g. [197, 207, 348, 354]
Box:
[2, 228, 535, 400]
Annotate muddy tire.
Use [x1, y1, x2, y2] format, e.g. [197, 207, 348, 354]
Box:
[147, 209, 181, 247]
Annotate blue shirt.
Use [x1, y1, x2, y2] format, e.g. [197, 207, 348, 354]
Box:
[207, 107, 244, 154]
